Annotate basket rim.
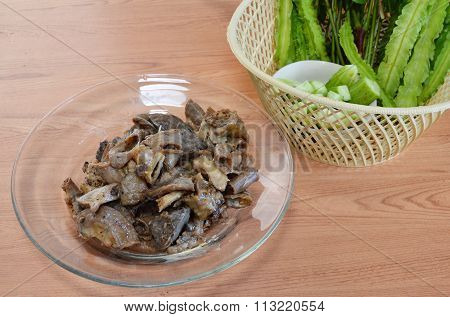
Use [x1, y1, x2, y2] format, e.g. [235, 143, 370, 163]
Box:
[227, 0, 450, 116]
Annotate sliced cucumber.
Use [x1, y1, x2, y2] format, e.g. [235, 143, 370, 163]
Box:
[349, 77, 380, 105]
[277, 78, 301, 87]
[327, 90, 344, 101]
[325, 65, 360, 89]
[336, 85, 351, 101]
[296, 81, 315, 93]
[310, 80, 328, 95]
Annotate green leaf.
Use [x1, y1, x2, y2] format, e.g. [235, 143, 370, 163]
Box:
[339, 18, 395, 107]
[352, 0, 367, 4]
[377, 0, 430, 97]
[396, 0, 449, 107]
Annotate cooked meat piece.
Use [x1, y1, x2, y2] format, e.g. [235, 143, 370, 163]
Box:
[61, 178, 84, 215]
[132, 114, 158, 131]
[148, 113, 191, 131]
[214, 143, 233, 161]
[225, 192, 253, 208]
[105, 201, 135, 224]
[179, 128, 207, 153]
[120, 172, 149, 206]
[131, 199, 159, 216]
[85, 161, 125, 184]
[82, 161, 105, 188]
[184, 174, 225, 220]
[133, 206, 158, 240]
[146, 177, 195, 198]
[76, 183, 120, 212]
[198, 108, 249, 145]
[167, 230, 202, 254]
[193, 156, 229, 191]
[95, 140, 109, 162]
[156, 191, 185, 212]
[134, 146, 165, 185]
[156, 166, 192, 185]
[109, 130, 143, 168]
[213, 143, 244, 174]
[228, 168, 259, 194]
[143, 129, 183, 151]
[161, 149, 182, 169]
[76, 206, 139, 249]
[185, 99, 205, 128]
[185, 217, 206, 235]
[150, 206, 190, 250]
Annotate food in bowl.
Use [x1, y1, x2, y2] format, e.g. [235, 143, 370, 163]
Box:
[62, 99, 259, 254]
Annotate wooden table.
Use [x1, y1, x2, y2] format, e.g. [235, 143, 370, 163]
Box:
[1, 0, 450, 297]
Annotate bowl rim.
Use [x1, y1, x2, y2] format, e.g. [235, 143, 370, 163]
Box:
[226, 0, 450, 116]
[10, 73, 295, 288]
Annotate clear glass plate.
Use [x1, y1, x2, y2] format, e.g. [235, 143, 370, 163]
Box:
[11, 74, 294, 287]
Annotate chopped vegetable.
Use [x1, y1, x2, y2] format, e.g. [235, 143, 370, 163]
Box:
[277, 78, 300, 87]
[335, 85, 351, 101]
[296, 80, 315, 93]
[327, 91, 344, 101]
[310, 80, 328, 95]
[325, 65, 360, 89]
[377, 0, 429, 97]
[349, 77, 381, 105]
[339, 18, 395, 107]
[396, 0, 449, 108]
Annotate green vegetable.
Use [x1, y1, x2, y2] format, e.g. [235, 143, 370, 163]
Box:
[296, 81, 315, 93]
[327, 91, 344, 101]
[377, 0, 429, 97]
[310, 80, 328, 95]
[419, 35, 450, 104]
[339, 18, 395, 107]
[325, 65, 359, 89]
[294, 0, 329, 61]
[275, 0, 293, 68]
[433, 4, 450, 65]
[396, 0, 449, 108]
[291, 6, 308, 61]
[349, 77, 381, 105]
[277, 78, 300, 87]
[335, 85, 351, 101]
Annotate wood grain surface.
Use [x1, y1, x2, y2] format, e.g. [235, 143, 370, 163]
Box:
[1, 0, 450, 297]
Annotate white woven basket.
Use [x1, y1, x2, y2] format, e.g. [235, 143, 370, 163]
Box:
[227, 0, 450, 167]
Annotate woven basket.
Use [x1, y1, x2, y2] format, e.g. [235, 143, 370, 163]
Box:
[227, 0, 450, 167]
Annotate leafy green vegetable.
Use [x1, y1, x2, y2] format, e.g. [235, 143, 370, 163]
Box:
[291, 7, 308, 61]
[294, 0, 329, 61]
[377, 0, 429, 97]
[275, 0, 293, 68]
[419, 34, 450, 104]
[433, 4, 450, 67]
[396, 0, 449, 108]
[339, 18, 395, 107]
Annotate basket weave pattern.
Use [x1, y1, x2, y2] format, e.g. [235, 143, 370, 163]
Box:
[228, 0, 450, 167]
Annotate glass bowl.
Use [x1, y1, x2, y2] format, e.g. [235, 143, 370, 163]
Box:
[11, 74, 294, 287]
